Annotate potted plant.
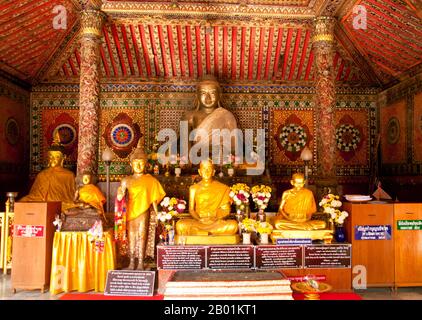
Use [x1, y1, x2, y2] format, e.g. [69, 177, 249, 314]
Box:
[319, 193, 349, 242]
[240, 217, 256, 244]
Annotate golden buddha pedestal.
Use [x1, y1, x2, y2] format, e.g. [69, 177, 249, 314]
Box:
[175, 160, 239, 245]
[271, 173, 333, 243]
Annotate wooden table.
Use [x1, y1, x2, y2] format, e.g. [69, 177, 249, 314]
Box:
[49, 230, 116, 295]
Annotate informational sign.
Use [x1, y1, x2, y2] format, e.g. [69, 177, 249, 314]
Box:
[304, 244, 351, 268]
[355, 225, 392, 240]
[157, 246, 206, 269]
[14, 224, 44, 238]
[397, 220, 422, 230]
[287, 275, 327, 282]
[207, 246, 254, 269]
[256, 245, 303, 269]
[104, 270, 155, 296]
[276, 238, 312, 245]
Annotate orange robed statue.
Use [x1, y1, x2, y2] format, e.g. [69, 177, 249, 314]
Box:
[20, 131, 75, 212]
[115, 142, 166, 270]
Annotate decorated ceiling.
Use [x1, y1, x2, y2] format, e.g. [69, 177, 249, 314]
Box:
[0, 0, 421, 88]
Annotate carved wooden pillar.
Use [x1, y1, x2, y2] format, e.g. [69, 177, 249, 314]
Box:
[76, 9, 104, 175]
[313, 16, 337, 197]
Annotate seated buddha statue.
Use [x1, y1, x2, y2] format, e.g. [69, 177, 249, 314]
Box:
[175, 159, 238, 243]
[180, 75, 238, 162]
[61, 172, 107, 230]
[20, 131, 75, 212]
[273, 173, 326, 231]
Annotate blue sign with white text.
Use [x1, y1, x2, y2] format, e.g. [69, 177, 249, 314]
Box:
[276, 238, 313, 245]
[355, 225, 392, 240]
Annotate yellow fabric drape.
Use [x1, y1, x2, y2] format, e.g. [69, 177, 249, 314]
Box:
[78, 184, 106, 215]
[50, 231, 115, 295]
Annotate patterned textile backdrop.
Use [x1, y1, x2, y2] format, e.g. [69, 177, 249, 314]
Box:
[413, 92, 422, 163]
[30, 84, 377, 180]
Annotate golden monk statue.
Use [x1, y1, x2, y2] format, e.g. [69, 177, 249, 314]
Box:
[273, 173, 326, 231]
[73, 172, 106, 219]
[116, 143, 166, 270]
[181, 75, 238, 160]
[175, 159, 238, 241]
[20, 131, 75, 212]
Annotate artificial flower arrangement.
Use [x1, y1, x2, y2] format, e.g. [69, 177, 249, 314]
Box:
[168, 153, 187, 169]
[157, 196, 187, 230]
[319, 193, 349, 226]
[229, 183, 250, 211]
[87, 220, 104, 253]
[251, 184, 272, 210]
[223, 153, 238, 169]
[240, 218, 257, 233]
[255, 221, 274, 235]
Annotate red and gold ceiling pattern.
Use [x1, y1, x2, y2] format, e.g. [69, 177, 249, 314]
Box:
[55, 22, 367, 84]
[0, 0, 77, 81]
[341, 0, 422, 85]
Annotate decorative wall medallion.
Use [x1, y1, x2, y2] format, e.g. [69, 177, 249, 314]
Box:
[336, 124, 361, 152]
[335, 115, 364, 162]
[275, 114, 312, 161]
[53, 124, 77, 147]
[46, 113, 78, 157]
[5, 117, 19, 145]
[103, 113, 142, 158]
[387, 117, 400, 145]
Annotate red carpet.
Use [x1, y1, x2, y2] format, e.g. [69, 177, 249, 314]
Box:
[60, 293, 164, 300]
[293, 293, 362, 300]
[60, 292, 361, 300]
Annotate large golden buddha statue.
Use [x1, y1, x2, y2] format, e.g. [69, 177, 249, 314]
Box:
[181, 75, 238, 159]
[272, 173, 333, 243]
[175, 159, 239, 244]
[20, 132, 75, 212]
[115, 143, 166, 270]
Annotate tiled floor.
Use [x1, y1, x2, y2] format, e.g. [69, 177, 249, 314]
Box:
[1, 273, 422, 300]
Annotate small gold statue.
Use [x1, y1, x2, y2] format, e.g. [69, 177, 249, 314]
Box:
[71, 172, 106, 218]
[20, 131, 75, 212]
[271, 173, 333, 243]
[175, 159, 238, 243]
[273, 173, 325, 230]
[116, 142, 166, 270]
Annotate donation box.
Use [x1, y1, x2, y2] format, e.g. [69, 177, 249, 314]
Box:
[11, 202, 60, 293]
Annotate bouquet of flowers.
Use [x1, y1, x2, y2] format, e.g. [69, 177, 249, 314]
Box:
[319, 193, 349, 226]
[223, 153, 238, 169]
[229, 183, 250, 212]
[157, 197, 187, 230]
[240, 218, 257, 233]
[87, 220, 105, 253]
[255, 221, 273, 235]
[251, 185, 272, 210]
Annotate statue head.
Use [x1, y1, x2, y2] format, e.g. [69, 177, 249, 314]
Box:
[196, 75, 222, 111]
[48, 130, 65, 168]
[198, 159, 215, 181]
[130, 140, 148, 174]
[290, 173, 306, 190]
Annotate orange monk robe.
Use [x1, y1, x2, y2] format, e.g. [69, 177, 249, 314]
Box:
[78, 184, 106, 216]
[176, 180, 238, 236]
[282, 188, 317, 222]
[125, 174, 166, 221]
[21, 167, 75, 211]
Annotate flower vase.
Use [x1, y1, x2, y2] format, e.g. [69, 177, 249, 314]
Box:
[242, 232, 251, 245]
[168, 227, 175, 245]
[174, 167, 181, 177]
[228, 168, 234, 177]
[334, 224, 346, 243]
[260, 233, 269, 245]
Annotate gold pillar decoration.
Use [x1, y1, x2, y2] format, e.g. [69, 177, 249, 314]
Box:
[312, 16, 337, 198]
[77, 9, 105, 175]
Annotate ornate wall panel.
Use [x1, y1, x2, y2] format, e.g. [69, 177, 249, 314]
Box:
[413, 92, 422, 163]
[380, 99, 407, 164]
[30, 83, 377, 181]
